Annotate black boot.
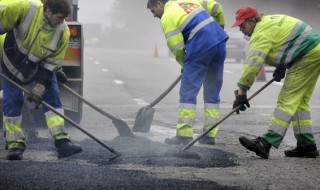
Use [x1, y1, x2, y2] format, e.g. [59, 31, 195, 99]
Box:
[198, 136, 215, 145]
[239, 136, 271, 159]
[285, 144, 319, 158]
[55, 139, 82, 158]
[7, 148, 25, 160]
[165, 136, 193, 145]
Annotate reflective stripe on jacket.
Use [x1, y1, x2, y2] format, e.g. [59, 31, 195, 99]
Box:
[197, 0, 225, 28]
[238, 15, 320, 90]
[162, 0, 228, 66]
[0, 0, 70, 85]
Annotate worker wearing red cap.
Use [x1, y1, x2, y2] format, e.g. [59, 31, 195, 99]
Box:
[232, 6, 320, 159]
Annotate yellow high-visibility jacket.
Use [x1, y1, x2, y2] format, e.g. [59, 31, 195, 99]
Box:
[161, 0, 228, 66]
[197, 0, 225, 28]
[238, 15, 320, 90]
[171, 0, 225, 28]
[0, 0, 70, 86]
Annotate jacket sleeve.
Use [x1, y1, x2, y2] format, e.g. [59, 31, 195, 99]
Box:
[0, 0, 29, 34]
[237, 34, 272, 90]
[161, 8, 185, 67]
[198, 0, 225, 28]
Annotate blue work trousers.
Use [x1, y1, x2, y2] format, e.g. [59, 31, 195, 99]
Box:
[180, 41, 226, 104]
[2, 72, 63, 117]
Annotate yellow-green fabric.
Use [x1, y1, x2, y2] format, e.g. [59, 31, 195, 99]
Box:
[0, 0, 70, 84]
[197, 0, 225, 28]
[4, 115, 26, 149]
[262, 44, 320, 147]
[177, 103, 196, 137]
[45, 109, 69, 140]
[203, 103, 220, 137]
[237, 15, 320, 90]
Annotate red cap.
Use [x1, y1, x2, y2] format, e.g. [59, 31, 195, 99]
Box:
[232, 6, 258, 27]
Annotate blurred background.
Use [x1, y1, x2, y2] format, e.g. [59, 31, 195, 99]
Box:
[78, 0, 320, 57]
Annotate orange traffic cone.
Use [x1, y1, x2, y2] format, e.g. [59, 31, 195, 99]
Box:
[256, 65, 267, 82]
[153, 44, 159, 58]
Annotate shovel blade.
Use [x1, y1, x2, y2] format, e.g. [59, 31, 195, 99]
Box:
[132, 107, 155, 133]
[112, 118, 134, 137]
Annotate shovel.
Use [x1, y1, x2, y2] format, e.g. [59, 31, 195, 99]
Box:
[58, 82, 134, 137]
[0, 72, 121, 161]
[181, 78, 276, 151]
[132, 74, 182, 133]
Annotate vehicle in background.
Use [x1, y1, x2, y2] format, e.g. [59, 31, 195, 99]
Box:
[225, 31, 248, 63]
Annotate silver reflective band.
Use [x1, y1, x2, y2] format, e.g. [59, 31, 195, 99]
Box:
[211, 3, 219, 16]
[178, 118, 194, 125]
[269, 123, 287, 136]
[169, 42, 185, 51]
[293, 125, 313, 134]
[6, 132, 25, 141]
[179, 103, 196, 110]
[45, 109, 64, 119]
[188, 17, 213, 41]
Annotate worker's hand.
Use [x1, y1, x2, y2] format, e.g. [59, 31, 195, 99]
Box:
[56, 69, 68, 84]
[181, 67, 183, 74]
[273, 67, 286, 82]
[233, 90, 250, 114]
[27, 83, 46, 108]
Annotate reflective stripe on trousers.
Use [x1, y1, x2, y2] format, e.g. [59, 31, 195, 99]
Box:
[2, 72, 69, 146]
[262, 44, 320, 148]
[177, 103, 196, 137]
[203, 103, 220, 137]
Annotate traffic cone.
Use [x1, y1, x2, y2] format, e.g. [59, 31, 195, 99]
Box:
[153, 44, 159, 58]
[256, 65, 267, 82]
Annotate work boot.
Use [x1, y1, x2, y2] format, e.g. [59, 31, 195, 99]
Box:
[285, 144, 319, 158]
[7, 148, 25, 160]
[239, 136, 271, 159]
[165, 136, 193, 145]
[198, 136, 215, 145]
[55, 139, 82, 158]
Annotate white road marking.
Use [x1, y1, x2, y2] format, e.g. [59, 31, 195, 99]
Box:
[224, 70, 234, 73]
[114, 80, 124, 84]
[133, 98, 149, 105]
[94, 61, 100, 65]
[102, 68, 108, 72]
[273, 81, 283, 86]
[89, 57, 93, 60]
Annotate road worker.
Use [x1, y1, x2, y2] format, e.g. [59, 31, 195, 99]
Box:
[147, 0, 228, 145]
[0, 0, 82, 160]
[232, 6, 320, 158]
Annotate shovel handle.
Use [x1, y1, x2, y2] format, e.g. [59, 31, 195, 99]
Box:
[181, 78, 276, 151]
[0, 72, 118, 154]
[149, 74, 182, 108]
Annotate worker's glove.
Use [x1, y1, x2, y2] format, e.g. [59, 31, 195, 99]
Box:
[56, 68, 68, 84]
[181, 68, 183, 74]
[273, 67, 286, 82]
[27, 83, 46, 109]
[233, 90, 250, 114]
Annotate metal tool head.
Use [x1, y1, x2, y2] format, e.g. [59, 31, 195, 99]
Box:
[109, 152, 122, 162]
[132, 107, 155, 133]
[112, 118, 135, 137]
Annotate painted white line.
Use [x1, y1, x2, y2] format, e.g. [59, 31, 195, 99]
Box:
[114, 80, 124, 84]
[224, 70, 234, 74]
[102, 68, 108, 72]
[273, 81, 283, 86]
[133, 98, 149, 105]
[94, 61, 100, 65]
[89, 57, 93, 60]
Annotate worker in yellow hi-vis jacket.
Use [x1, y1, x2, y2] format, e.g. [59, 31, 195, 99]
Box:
[232, 6, 320, 159]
